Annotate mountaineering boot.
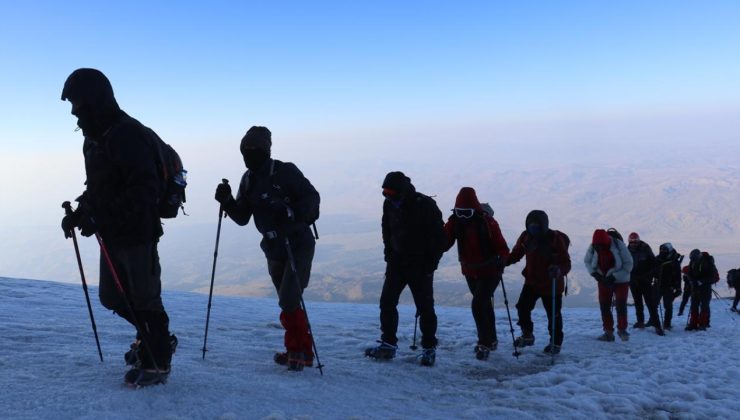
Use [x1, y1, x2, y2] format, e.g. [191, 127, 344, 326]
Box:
[365, 341, 398, 360]
[419, 348, 436, 366]
[597, 331, 615, 342]
[474, 345, 491, 361]
[125, 334, 178, 367]
[632, 321, 645, 329]
[287, 352, 305, 371]
[513, 333, 535, 347]
[617, 329, 630, 341]
[543, 344, 561, 354]
[275, 351, 314, 368]
[124, 367, 170, 387]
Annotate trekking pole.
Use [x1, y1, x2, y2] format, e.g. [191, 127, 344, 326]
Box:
[62, 201, 104, 362]
[410, 313, 419, 350]
[95, 232, 162, 374]
[499, 276, 520, 358]
[202, 179, 228, 359]
[284, 236, 324, 375]
[550, 276, 556, 366]
[712, 289, 736, 321]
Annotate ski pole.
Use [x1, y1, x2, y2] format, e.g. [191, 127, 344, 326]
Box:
[550, 276, 556, 366]
[284, 236, 324, 375]
[95, 232, 162, 374]
[62, 201, 104, 362]
[202, 179, 228, 359]
[410, 313, 419, 350]
[499, 276, 520, 358]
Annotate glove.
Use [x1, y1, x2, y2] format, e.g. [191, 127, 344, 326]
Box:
[605, 275, 617, 286]
[591, 272, 605, 282]
[61, 211, 81, 239]
[214, 183, 233, 205]
[547, 265, 561, 279]
[268, 199, 294, 224]
[78, 212, 97, 237]
[672, 288, 682, 298]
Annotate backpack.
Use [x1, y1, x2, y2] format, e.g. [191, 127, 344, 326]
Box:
[480, 202, 494, 217]
[606, 228, 623, 242]
[552, 229, 571, 294]
[727, 269, 737, 288]
[151, 132, 187, 218]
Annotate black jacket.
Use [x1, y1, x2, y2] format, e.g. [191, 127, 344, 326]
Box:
[382, 187, 445, 272]
[629, 241, 656, 280]
[226, 159, 320, 260]
[80, 111, 163, 246]
[654, 251, 682, 291]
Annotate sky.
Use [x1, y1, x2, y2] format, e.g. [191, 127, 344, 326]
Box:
[1, 1, 739, 289]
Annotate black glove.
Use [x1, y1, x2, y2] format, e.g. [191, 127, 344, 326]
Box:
[215, 183, 233, 205]
[547, 265, 561, 279]
[605, 275, 617, 286]
[61, 210, 81, 239]
[268, 199, 294, 224]
[77, 212, 97, 237]
[591, 272, 605, 282]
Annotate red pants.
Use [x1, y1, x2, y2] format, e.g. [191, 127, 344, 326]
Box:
[599, 283, 629, 331]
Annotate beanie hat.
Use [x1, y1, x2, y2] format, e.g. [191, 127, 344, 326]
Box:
[382, 171, 412, 195]
[240, 126, 272, 153]
[628, 232, 640, 243]
[525, 210, 549, 232]
[689, 249, 701, 261]
[659, 242, 674, 253]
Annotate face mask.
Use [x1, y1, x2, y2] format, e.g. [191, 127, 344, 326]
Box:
[74, 106, 106, 137]
[243, 149, 269, 171]
[527, 224, 542, 236]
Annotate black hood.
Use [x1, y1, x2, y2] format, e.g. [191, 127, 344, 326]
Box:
[525, 209, 549, 232]
[382, 171, 415, 196]
[62, 68, 121, 137]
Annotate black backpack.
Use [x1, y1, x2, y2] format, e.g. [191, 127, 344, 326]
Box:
[728, 269, 738, 288]
[606, 228, 623, 242]
[150, 130, 187, 218]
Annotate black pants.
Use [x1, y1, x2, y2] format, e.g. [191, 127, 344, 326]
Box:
[679, 281, 692, 314]
[630, 276, 660, 324]
[267, 241, 314, 312]
[516, 284, 563, 346]
[380, 263, 438, 349]
[465, 275, 500, 347]
[655, 288, 676, 327]
[733, 288, 739, 310]
[690, 284, 712, 326]
[98, 241, 172, 369]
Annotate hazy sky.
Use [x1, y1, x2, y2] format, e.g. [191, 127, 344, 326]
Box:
[1, 0, 739, 227]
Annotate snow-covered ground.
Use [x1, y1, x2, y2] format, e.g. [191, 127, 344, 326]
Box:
[1, 277, 738, 419]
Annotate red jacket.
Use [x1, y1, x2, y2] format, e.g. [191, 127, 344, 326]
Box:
[444, 187, 509, 278]
[508, 230, 571, 296]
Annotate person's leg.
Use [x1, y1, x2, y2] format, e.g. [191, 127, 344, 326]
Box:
[466, 275, 497, 347]
[408, 269, 438, 349]
[377, 265, 408, 346]
[598, 283, 615, 333]
[630, 280, 645, 325]
[515, 284, 538, 340]
[614, 283, 629, 331]
[541, 291, 564, 346]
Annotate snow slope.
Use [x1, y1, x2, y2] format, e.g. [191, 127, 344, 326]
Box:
[1, 277, 738, 419]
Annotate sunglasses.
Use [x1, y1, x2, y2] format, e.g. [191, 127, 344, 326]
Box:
[454, 208, 474, 219]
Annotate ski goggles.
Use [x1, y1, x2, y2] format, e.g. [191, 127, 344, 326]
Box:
[454, 208, 474, 219]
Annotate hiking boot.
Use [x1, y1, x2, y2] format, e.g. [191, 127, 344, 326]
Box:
[287, 352, 305, 371]
[474, 345, 491, 361]
[124, 367, 170, 387]
[731, 307, 738, 313]
[645, 319, 657, 328]
[419, 348, 436, 366]
[513, 334, 535, 347]
[632, 321, 645, 329]
[655, 326, 665, 336]
[617, 329, 630, 341]
[543, 344, 561, 354]
[663, 323, 672, 331]
[597, 332, 615, 342]
[677, 309, 684, 316]
[124, 334, 178, 367]
[274, 351, 314, 368]
[685, 324, 698, 331]
[365, 341, 397, 360]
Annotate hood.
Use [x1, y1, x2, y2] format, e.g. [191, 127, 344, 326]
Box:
[525, 210, 549, 232]
[454, 187, 482, 211]
[592, 229, 612, 247]
[61, 68, 120, 113]
[382, 171, 414, 196]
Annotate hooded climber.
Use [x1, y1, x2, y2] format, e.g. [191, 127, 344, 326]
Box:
[653, 242, 683, 330]
[443, 187, 510, 360]
[584, 229, 634, 342]
[215, 126, 321, 371]
[685, 249, 718, 330]
[59, 68, 176, 387]
[366, 171, 446, 366]
[507, 210, 571, 355]
[626, 232, 662, 335]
